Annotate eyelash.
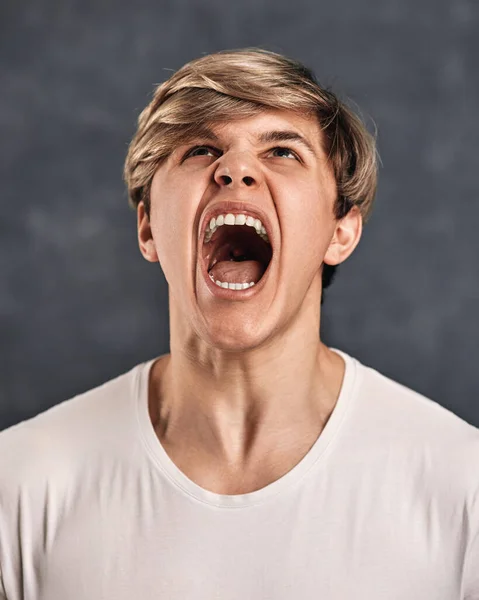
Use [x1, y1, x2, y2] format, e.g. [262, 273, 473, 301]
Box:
[183, 145, 300, 161]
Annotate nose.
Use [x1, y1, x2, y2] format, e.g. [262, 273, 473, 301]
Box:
[213, 151, 262, 189]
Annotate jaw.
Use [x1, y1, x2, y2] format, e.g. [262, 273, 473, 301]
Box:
[190, 237, 328, 353]
[191, 259, 322, 353]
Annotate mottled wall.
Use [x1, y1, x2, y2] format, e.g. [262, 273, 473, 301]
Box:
[1, 0, 478, 430]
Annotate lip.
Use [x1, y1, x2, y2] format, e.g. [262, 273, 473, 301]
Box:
[197, 200, 277, 299]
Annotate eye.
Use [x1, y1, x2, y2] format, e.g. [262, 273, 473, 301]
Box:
[269, 146, 300, 160]
[184, 145, 219, 159]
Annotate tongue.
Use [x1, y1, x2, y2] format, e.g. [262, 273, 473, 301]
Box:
[209, 260, 264, 284]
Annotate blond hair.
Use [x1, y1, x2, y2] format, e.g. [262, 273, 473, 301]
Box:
[123, 48, 378, 297]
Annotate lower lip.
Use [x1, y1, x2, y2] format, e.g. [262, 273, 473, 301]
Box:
[200, 255, 274, 299]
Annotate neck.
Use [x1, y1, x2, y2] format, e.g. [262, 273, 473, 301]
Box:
[149, 303, 345, 479]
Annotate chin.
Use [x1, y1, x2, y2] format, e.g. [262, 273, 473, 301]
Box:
[203, 321, 271, 353]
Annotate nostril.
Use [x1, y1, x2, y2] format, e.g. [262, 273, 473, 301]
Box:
[243, 176, 254, 186]
[220, 175, 232, 185]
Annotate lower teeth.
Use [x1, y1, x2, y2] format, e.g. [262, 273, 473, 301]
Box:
[208, 274, 255, 290]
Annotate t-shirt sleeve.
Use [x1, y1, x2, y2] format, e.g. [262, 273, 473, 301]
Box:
[0, 570, 7, 599]
[463, 440, 479, 600]
[464, 525, 479, 599]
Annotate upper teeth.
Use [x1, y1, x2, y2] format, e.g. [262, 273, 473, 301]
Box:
[204, 213, 270, 244]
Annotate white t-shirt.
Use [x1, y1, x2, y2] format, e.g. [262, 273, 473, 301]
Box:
[0, 348, 478, 599]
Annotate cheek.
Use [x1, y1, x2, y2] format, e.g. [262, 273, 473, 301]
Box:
[149, 175, 204, 276]
[282, 183, 326, 238]
[150, 196, 179, 265]
[278, 180, 335, 262]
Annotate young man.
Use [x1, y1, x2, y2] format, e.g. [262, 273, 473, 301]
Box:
[0, 48, 477, 599]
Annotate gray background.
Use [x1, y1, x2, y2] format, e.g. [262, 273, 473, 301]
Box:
[1, 0, 478, 431]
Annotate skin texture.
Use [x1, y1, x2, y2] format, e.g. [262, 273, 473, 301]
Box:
[137, 109, 362, 494]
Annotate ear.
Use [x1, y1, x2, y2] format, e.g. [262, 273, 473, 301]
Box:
[137, 201, 159, 263]
[323, 205, 363, 266]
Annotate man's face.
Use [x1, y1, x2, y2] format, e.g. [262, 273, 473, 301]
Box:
[138, 109, 358, 351]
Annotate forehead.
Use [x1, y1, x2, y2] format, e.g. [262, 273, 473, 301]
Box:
[201, 109, 324, 151]
[214, 109, 318, 133]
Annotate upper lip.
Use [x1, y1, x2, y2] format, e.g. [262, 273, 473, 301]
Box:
[198, 200, 275, 246]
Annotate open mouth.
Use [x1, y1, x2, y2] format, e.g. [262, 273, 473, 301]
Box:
[202, 216, 273, 291]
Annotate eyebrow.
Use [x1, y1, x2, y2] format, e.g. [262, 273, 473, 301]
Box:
[256, 130, 317, 157]
[182, 127, 317, 157]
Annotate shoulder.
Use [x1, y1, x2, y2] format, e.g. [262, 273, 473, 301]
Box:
[358, 359, 478, 443]
[358, 361, 479, 598]
[0, 360, 150, 592]
[0, 361, 145, 494]
[354, 358, 479, 493]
